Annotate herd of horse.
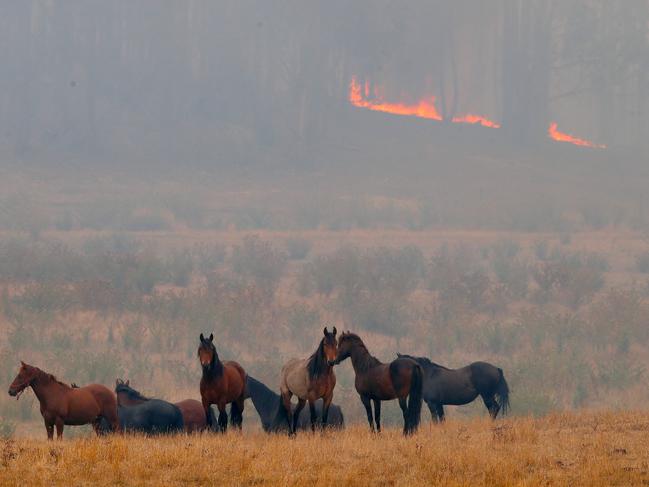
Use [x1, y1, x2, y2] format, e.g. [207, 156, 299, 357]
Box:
[7, 327, 509, 439]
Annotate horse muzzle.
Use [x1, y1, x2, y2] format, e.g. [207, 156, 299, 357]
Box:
[328, 360, 336, 367]
[7, 388, 17, 397]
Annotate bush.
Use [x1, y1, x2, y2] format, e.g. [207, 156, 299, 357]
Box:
[0, 417, 15, 438]
[231, 236, 287, 298]
[285, 237, 312, 260]
[635, 252, 649, 273]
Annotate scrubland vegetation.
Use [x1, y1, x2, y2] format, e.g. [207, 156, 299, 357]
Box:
[1, 412, 648, 486]
[1, 164, 649, 435]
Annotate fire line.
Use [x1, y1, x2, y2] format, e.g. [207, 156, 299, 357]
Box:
[349, 76, 606, 148]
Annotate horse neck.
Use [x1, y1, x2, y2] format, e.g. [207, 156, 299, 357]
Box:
[349, 342, 380, 373]
[246, 378, 280, 429]
[30, 371, 64, 406]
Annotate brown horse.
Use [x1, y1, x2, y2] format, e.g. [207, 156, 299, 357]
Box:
[115, 379, 206, 432]
[174, 399, 207, 433]
[334, 332, 423, 435]
[198, 333, 247, 432]
[7, 361, 119, 439]
[280, 327, 338, 434]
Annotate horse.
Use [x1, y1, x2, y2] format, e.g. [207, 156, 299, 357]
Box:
[280, 327, 338, 434]
[114, 379, 206, 433]
[7, 361, 119, 439]
[174, 399, 207, 433]
[334, 332, 423, 435]
[245, 375, 344, 432]
[396, 353, 510, 421]
[198, 333, 247, 432]
[108, 379, 184, 434]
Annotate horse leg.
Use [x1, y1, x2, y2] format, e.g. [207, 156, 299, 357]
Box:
[44, 419, 54, 440]
[482, 394, 500, 419]
[293, 398, 306, 434]
[202, 399, 213, 431]
[321, 392, 333, 429]
[373, 399, 382, 433]
[281, 391, 294, 435]
[231, 397, 244, 430]
[360, 394, 374, 432]
[398, 397, 408, 435]
[435, 403, 445, 422]
[426, 400, 439, 423]
[55, 418, 64, 440]
[217, 402, 228, 432]
[308, 400, 317, 432]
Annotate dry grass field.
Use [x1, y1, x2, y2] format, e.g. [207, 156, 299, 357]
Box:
[2, 412, 649, 486]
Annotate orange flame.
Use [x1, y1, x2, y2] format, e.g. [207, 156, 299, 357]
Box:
[349, 76, 605, 148]
[452, 114, 500, 129]
[349, 76, 442, 121]
[548, 122, 606, 149]
[349, 76, 500, 128]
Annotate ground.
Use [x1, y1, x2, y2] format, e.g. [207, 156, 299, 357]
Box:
[2, 412, 649, 486]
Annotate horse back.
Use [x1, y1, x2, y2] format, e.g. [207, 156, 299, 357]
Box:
[280, 357, 309, 397]
[468, 362, 502, 391]
[175, 399, 206, 432]
[73, 384, 116, 412]
[388, 358, 420, 398]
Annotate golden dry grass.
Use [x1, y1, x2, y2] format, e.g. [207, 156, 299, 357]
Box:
[3, 412, 649, 486]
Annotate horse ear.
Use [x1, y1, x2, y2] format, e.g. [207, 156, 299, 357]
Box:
[208, 333, 214, 342]
[323, 326, 328, 336]
[126, 380, 130, 386]
[199, 333, 205, 342]
[332, 326, 337, 336]
[20, 360, 26, 367]
[116, 379, 120, 386]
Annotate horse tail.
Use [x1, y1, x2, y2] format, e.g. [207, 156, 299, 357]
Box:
[495, 368, 510, 416]
[406, 363, 423, 434]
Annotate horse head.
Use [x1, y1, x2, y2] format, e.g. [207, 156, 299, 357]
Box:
[8, 361, 39, 399]
[198, 333, 216, 369]
[322, 326, 338, 366]
[334, 331, 358, 364]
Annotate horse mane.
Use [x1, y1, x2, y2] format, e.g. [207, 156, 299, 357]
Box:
[35, 368, 71, 388]
[341, 333, 381, 372]
[307, 337, 329, 380]
[397, 353, 449, 371]
[115, 383, 150, 401]
[50, 375, 73, 388]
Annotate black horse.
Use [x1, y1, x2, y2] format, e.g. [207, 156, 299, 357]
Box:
[245, 376, 344, 432]
[397, 353, 509, 421]
[99, 381, 184, 434]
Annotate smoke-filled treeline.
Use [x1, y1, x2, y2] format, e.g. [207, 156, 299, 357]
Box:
[1, 1, 647, 166]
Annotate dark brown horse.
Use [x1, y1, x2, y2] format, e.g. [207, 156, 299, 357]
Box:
[397, 354, 510, 421]
[7, 361, 119, 439]
[279, 327, 338, 434]
[198, 333, 247, 432]
[334, 332, 423, 435]
[115, 379, 206, 432]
